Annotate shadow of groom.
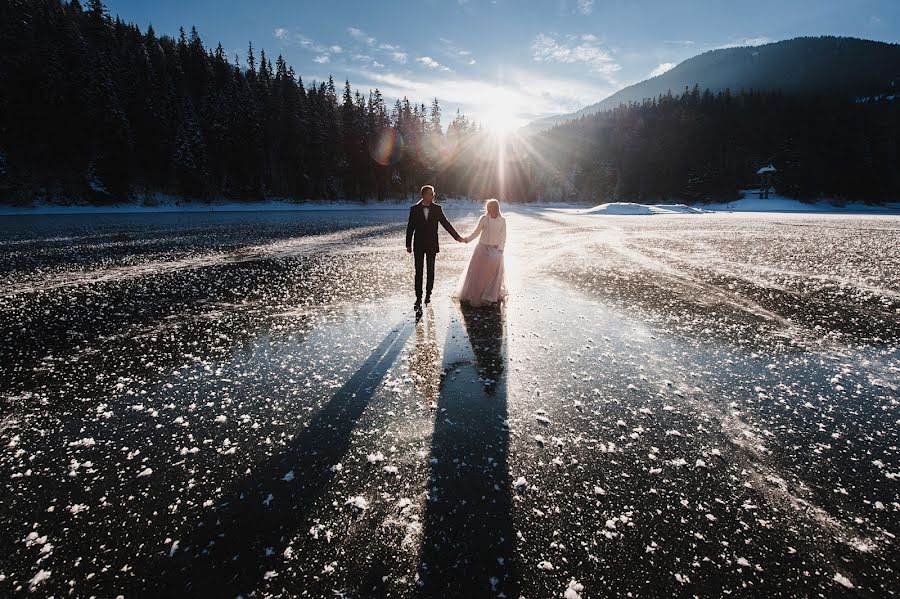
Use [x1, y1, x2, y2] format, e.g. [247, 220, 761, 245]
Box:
[417, 302, 520, 597]
[146, 319, 413, 596]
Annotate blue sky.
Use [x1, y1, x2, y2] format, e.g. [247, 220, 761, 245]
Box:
[105, 0, 900, 129]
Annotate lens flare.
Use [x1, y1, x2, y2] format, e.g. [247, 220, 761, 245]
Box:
[370, 127, 404, 166]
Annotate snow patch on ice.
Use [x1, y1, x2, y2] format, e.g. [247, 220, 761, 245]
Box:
[564, 579, 584, 599]
[28, 569, 51, 590]
[345, 495, 369, 511]
[833, 572, 854, 589]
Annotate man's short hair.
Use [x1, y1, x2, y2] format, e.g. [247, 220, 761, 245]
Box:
[420, 185, 434, 197]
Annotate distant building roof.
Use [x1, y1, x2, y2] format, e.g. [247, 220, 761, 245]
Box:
[757, 164, 776, 174]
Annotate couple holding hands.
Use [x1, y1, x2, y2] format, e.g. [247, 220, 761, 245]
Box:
[405, 185, 507, 310]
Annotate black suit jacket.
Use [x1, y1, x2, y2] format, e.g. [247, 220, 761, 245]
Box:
[406, 201, 460, 254]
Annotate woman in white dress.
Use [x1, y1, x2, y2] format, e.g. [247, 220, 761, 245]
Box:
[455, 199, 508, 306]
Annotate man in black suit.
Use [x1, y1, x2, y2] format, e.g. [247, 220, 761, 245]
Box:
[406, 184, 464, 308]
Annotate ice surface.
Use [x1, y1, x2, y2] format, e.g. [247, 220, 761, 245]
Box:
[0, 207, 897, 597]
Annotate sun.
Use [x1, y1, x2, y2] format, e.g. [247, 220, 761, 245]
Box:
[480, 107, 522, 138]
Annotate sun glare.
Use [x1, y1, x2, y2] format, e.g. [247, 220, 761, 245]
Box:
[480, 108, 522, 138]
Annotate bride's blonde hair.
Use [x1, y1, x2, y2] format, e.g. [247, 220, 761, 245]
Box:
[485, 198, 501, 217]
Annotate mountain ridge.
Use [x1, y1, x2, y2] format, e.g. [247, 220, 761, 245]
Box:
[523, 36, 900, 133]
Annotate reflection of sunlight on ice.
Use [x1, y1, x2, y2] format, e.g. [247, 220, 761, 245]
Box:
[501, 213, 527, 293]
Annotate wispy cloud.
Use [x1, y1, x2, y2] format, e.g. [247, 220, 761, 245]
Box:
[274, 28, 327, 53]
[351, 53, 384, 68]
[576, 0, 594, 15]
[648, 62, 675, 78]
[417, 56, 452, 72]
[531, 33, 620, 79]
[438, 37, 477, 66]
[348, 26, 376, 46]
[345, 27, 408, 67]
[313, 55, 330, 64]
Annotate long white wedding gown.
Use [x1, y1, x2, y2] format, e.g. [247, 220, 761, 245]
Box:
[454, 214, 508, 306]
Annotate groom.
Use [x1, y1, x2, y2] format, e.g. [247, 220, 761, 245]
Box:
[406, 185, 464, 308]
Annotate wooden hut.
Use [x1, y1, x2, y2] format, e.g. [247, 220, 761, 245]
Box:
[756, 164, 776, 199]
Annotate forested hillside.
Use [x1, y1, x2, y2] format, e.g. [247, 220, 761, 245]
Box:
[0, 0, 494, 204]
[525, 86, 900, 203]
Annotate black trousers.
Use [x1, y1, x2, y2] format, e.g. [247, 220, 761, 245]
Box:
[414, 250, 436, 300]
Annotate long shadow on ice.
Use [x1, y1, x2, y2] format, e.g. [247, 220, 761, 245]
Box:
[417, 302, 520, 597]
[147, 319, 413, 596]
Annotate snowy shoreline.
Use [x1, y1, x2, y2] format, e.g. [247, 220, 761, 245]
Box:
[1, 194, 898, 216]
[560, 194, 900, 216]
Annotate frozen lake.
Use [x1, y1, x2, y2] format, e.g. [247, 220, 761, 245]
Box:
[0, 207, 898, 597]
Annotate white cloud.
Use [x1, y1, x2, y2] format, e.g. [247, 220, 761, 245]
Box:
[313, 55, 330, 64]
[275, 29, 327, 53]
[531, 33, 621, 79]
[349, 67, 615, 128]
[346, 27, 408, 67]
[351, 53, 385, 68]
[330, 45, 343, 54]
[417, 56, 452, 72]
[648, 62, 675, 78]
[348, 26, 376, 46]
[576, 0, 594, 15]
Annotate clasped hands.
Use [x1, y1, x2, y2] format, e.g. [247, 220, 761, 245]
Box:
[406, 236, 468, 253]
[406, 237, 469, 254]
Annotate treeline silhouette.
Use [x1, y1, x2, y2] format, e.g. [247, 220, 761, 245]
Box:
[0, 0, 497, 204]
[527, 86, 900, 203]
[1, 0, 898, 205]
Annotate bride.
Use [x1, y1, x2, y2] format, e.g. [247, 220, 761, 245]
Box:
[454, 199, 508, 306]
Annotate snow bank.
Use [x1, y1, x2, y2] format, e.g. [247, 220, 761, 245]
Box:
[703, 191, 900, 214]
[579, 202, 710, 215]
[550, 194, 900, 216]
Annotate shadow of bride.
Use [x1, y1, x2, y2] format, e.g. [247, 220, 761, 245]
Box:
[417, 302, 519, 597]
